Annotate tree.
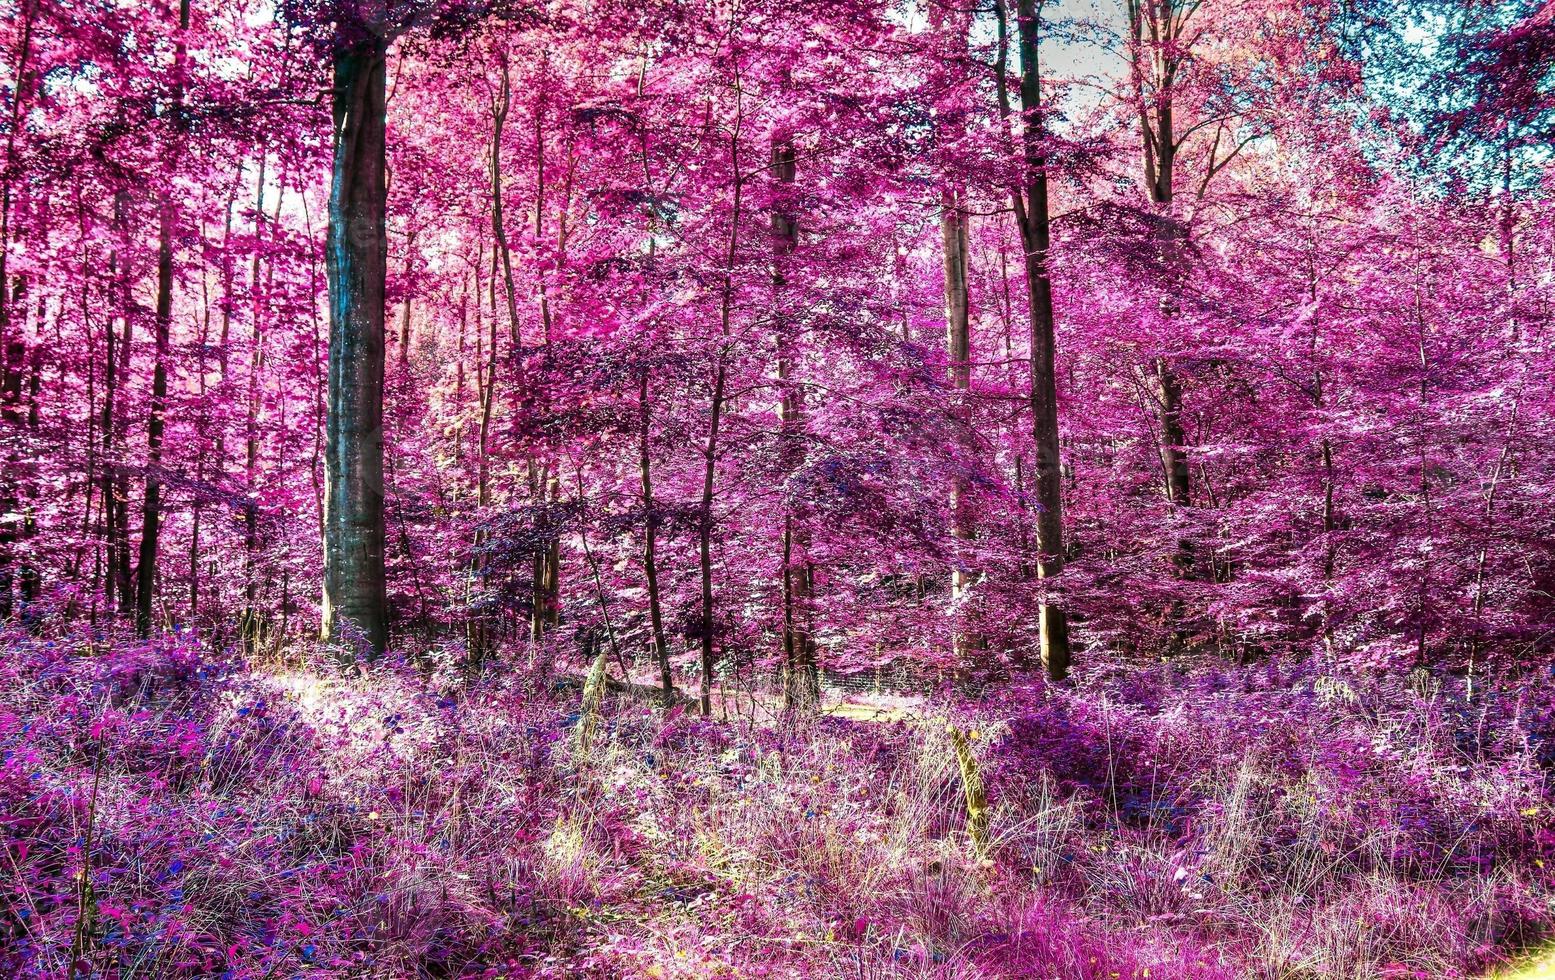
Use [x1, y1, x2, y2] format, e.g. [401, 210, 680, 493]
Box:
[133, 0, 194, 638]
[999, 0, 1071, 680]
[321, 18, 390, 661]
[1124, 0, 1198, 563]
[930, 2, 982, 664]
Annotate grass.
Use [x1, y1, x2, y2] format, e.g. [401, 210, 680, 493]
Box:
[1, 630, 1551, 978]
[1497, 947, 1555, 980]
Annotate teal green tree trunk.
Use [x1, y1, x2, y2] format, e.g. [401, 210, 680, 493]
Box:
[322, 35, 390, 661]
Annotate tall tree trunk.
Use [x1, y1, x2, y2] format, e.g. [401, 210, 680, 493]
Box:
[98, 209, 121, 617]
[464, 85, 504, 662]
[0, 329, 20, 620]
[1128, 0, 1193, 569]
[322, 33, 390, 661]
[1007, 0, 1071, 681]
[941, 190, 981, 660]
[110, 196, 134, 615]
[79, 216, 99, 608]
[529, 476, 560, 646]
[242, 155, 273, 650]
[469, 237, 499, 660]
[0, 0, 35, 620]
[190, 217, 214, 619]
[133, 202, 173, 636]
[21, 343, 38, 605]
[697, 102, 745, 716]
[771, 136, 819, 710]
[397, 230, 415, 369]
[698, 355, 727, 715]
[489, 56, 522, 348]
[933, 0, 981, 665]
[1152, 352, 1191, 516]
[527, 60, 561, 647]
[1468, 166, 1523, 692]
[133, 0, 192, 637]
[638, 370, 675, 701]
[1300, 250, 1339, 654]
[199, 182, 238, 634]
[486, 53, 560, 650]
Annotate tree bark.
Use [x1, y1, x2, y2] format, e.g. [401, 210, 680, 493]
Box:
[771, 137, 819, 709]
[932, 0, 982, 665]
[322, 34, 390, 661]
[110, 196, 134, 615]
[242, 154, 273, 650]
[698, 357, 727, 715]
[133, 0, 192, 637]
[1128, 0, 1194, 566]
[469, 235, 499, 660]
[489, 55, 522, 348]
[638, 370, 675, 702]
[132, 196, 173, 636]
[98, 214, 120, 617]
[1003, 0, 1071, 680]
[0, 330, 21, 620]
[527, 64, 561, 647]
[396, 230, 415, 369]
[0, 0, 36, 620]
[942, 193, 981, 659]
[487, 53, 560, 649]
[698, 104, 744, 715]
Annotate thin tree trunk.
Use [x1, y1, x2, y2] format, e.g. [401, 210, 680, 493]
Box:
[0, 0, 35, 620]
[933, 2, 982, 664]
[0, 327, 20, 619]
[1000, 0, 1071, 680]
[397, 230, 415, 368]
[698, 363, 727, 714]
[486, 53, 559, 648]
[572, 463, 626, 676]
[530, 478, 560, 645]
[322, 32, 390, 661]
[1301, 252, 1339, 654]
[190, 216, 215, 619]
[97, 205, 120, 618]
[133, 0, 192, 637]
[638, 370, 675, 701]
[1128, 0, 1193, 572]
[79, 218, 99, 607]
[242, 156, 274, 650]
[489, 58, 522, 347]
[199, 180, 239, 634]
[1468, 172, 1524, 693]
[469, 237, 499, 659]
[527, 58, 561, 646]
[1153, 352, 1192, 518]
[132, 203, 172, 638]
[941, 191, 981, 659]
[111, 195, 134, 615]
[697, 97, 745, 716]
[1412, 274, 1434, 668]
[771, 136, 819, 710]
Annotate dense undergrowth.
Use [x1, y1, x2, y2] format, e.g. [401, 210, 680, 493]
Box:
[2, 629, 1552, 978]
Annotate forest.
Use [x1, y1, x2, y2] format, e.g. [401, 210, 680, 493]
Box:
[1, 0, 1553, 975]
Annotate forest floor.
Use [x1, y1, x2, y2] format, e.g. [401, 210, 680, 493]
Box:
[1497, 948, 1555, 980]
[568, 663, 930, 724]
[3, 629, 1554, 979]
